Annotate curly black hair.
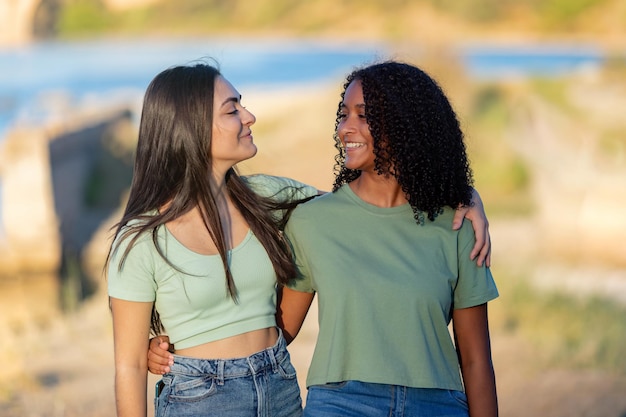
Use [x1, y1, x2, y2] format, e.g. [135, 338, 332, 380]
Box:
[332, 60, 474, 224]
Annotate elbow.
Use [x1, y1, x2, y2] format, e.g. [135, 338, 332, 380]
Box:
[283, 331, 295, 345]
[276, 320, 298, 345]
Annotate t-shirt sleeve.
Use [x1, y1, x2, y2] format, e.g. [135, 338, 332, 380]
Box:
[453, 222, 499, 309]
[107, 231, 157, 302]
[284, 211, 316, 293]
[243, 174, 318, 202]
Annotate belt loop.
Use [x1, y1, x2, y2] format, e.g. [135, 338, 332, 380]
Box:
[217, 360, 225, 386]
[267, 342, 278, 373]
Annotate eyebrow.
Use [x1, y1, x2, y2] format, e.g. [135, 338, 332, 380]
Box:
[221, 95, 241, 107]
[340, 103, 365, 109]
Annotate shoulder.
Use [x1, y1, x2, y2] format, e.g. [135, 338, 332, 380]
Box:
[429, 207, 476, 249]
[242, 174, 306, 190]
[425, 207, 467, 233]
[291, 188, 337, 213]
[431, 207, 456, 226]
[110, 219, 158, 259]
[287, 190, 343, 231]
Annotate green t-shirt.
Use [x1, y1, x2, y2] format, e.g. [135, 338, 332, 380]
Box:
[107, 174, 316, 349]
[286, 184, 498, 390]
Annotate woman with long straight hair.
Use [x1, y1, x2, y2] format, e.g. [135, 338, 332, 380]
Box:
[107, 61, 317, 417]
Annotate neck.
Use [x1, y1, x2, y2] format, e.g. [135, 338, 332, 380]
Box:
[349, 172, 407, 208]
[160, 169, 231, 226]
[211, 168, 229, 197]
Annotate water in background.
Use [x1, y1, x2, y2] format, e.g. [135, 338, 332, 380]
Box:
[0, 37, 609, 143]
[457, 43, 605, 79]
[0, 37, 390, 141]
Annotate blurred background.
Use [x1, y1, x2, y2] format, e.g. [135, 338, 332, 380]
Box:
[0, 1, 625, 416]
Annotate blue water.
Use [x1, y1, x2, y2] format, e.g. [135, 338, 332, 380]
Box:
[0, 37, 390, 140]
[458, 43, 606, 79]
[0, 37, 612, 143]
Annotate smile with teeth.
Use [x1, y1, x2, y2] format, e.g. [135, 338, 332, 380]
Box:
[344, 142, 365, 149]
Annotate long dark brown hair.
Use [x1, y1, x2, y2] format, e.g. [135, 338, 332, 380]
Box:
[106, 61, 308, 335]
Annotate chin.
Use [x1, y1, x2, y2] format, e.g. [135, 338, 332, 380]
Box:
[343, 160, 361, 171]
[244, 146, 258, 161]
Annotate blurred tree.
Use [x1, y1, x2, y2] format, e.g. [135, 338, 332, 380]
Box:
[33, 0, 62, 38]
[57, 0, 112, 36]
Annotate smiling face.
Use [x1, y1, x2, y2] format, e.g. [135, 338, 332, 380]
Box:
[337, 79, 376, 172]
[211, 75, 257, 173]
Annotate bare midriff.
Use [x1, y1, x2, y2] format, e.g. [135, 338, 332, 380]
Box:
[174, 327, 278, 359]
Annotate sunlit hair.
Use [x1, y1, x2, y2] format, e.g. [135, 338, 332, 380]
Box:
[332, 60, 474, 224]
[106, 61, 307, 336]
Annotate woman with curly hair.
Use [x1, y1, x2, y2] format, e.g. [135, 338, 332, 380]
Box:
[278, 61, 499, 416]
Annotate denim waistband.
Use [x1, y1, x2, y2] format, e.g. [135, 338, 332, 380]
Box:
[168, 328, 288, 383]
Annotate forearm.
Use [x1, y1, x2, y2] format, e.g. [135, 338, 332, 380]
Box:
[115, 366, 148, 417]
[461, 361, 498, 417]
[276, 286, 314, 344]
[453, 304, 498, 417]
[109, 297, 153, 416]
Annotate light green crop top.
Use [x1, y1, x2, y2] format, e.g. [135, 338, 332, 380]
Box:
[107, 174, 317, 349]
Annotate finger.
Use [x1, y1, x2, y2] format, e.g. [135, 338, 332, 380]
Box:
[149, 341, 174, 363]
[150, 339, 173, 359]
[148, 350, 172, 375]
[469, 224, 486, 262]
[475, 231, 491, 267]
[147, 357, 169, 374]
[152, 335, 171, 346]
[452, 207, 469, 230]
[148, 362, 170, 375]
[483, 233, 492, 268]
[148, 349, 171, 365]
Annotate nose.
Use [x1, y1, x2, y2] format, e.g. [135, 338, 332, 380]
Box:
[338, 116, 355, 139]
[242, 107, 256, 126]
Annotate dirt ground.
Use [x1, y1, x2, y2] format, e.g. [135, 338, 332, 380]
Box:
[2, 289, 626, 417]
[2, 219, 626, 417]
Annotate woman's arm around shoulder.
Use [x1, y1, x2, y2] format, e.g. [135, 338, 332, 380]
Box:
[453, 303, 498, 417]
[242, 174, 324, 199]
[452, 188, 491, 267]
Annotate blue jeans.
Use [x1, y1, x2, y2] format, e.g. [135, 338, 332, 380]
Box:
[155, 329, 302, 417]
[303, 380, 468, 417]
